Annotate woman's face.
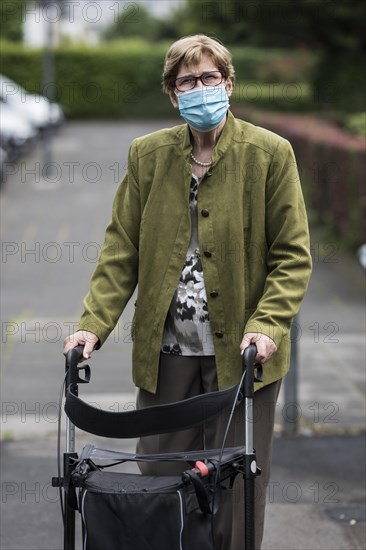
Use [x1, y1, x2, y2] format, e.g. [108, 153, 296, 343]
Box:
[170, 52, 233, 108]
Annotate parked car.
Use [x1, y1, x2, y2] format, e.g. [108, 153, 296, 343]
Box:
[0, 145, 8, 183]
[357, 244, 366, 269]
[0, 74, 64, 130]
[0, 100, 38, 160]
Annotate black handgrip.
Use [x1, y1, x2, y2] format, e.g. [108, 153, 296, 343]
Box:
[243, 344, 257, 371]
[242, 344, 258, 398]
[65, 345, 85, 395]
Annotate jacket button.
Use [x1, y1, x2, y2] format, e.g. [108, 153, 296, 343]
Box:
[215, 331, 224, 338]
[210, 291, 219, 298]
[201, 209, 209, 217]
[204, 251, 212, 258]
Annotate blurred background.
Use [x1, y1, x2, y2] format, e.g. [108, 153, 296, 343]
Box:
[1, 0, 365, 245]
[1, 1, 365, 549]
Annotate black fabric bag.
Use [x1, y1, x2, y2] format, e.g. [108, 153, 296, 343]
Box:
[79, 470, 216, 550]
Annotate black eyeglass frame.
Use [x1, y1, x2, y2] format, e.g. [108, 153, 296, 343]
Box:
[173, 70, 225, 92]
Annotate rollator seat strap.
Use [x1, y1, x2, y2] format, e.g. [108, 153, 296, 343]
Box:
[80, 445, 246, 464]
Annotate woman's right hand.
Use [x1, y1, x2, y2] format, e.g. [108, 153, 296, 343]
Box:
[63, 330, 99, 360]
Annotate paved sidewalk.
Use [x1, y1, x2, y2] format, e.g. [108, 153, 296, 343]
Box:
[1, 120, 365, 550]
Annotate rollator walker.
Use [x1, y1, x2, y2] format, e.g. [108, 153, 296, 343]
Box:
[53, 344, 262, 550]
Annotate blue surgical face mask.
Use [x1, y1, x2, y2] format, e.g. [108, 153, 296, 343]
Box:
[176, 85, 230, 132]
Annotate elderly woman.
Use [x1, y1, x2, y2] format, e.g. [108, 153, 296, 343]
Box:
[64, 35, 312, 549]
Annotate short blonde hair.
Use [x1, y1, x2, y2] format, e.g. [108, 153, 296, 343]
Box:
[162, 34, 235, 95]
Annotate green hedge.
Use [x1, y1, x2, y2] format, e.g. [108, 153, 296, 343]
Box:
[344, 113, 366, 140]
[0, 40, 316, 118]
[1, 40, 171, 118]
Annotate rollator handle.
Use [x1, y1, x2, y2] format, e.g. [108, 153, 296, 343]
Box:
[242, 344, 263, 398]
[65, 345, 91, 396]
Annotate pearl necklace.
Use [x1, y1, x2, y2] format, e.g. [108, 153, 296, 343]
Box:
[190, 152, 212, 167]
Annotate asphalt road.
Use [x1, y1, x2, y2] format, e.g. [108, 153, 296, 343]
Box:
[1, 120, 365, 550]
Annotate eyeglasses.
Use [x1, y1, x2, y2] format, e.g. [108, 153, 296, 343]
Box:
[174, 70, 224, 92]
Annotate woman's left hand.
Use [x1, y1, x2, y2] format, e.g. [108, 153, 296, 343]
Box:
[240, 332, 277, 363]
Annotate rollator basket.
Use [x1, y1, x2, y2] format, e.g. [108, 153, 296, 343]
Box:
[53, 345, 262, 550]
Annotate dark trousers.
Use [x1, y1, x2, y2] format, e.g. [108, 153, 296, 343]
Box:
[136, 353, 281, 550]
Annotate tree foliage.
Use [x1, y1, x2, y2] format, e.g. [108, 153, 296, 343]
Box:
[101, 0, 365, 53]
[102, 4, 161, 42]
[172, 0, 366, 52]
[0, 0, 25, 42]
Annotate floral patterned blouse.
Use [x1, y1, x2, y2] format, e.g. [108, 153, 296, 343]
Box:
[161, 174, 215, 356]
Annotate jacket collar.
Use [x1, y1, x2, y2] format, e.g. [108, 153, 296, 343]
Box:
[180, 110, 237, 164]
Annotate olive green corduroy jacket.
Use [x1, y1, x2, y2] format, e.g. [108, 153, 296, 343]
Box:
[78, 111, 312, 393]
